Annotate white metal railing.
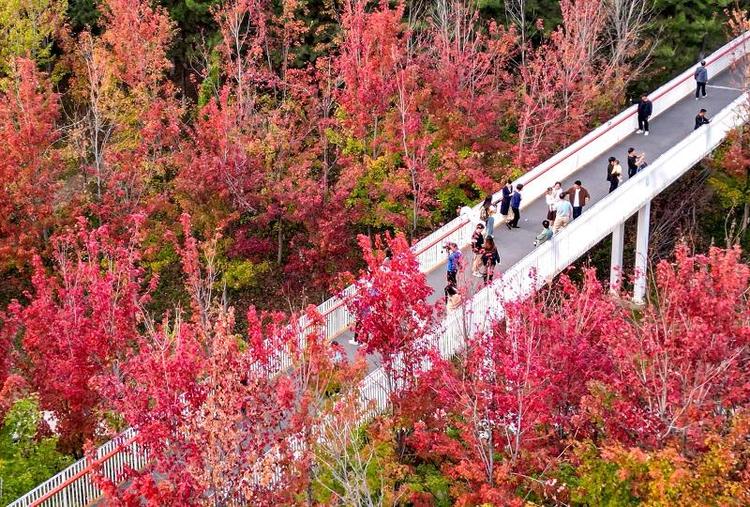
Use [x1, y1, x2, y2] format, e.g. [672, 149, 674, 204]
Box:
[6, 427, 148, 507]
[10, 32, 749, 507]
[358, 90, 749, 416]
[314, 27, 750, 348]
[265, 90, 749, 479]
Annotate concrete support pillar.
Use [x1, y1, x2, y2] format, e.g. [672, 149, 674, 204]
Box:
[633, 201, 651, 303]
[610, 222, 625, 292]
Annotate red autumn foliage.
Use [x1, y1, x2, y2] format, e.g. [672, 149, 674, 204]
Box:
[403, 269, 619, 504]
[0, 59, 62, 268]
[8, 215, 155, 455]
[602, 245, 750, 449]
[346, 233, 438, 388]
[92, 215, 351, 506]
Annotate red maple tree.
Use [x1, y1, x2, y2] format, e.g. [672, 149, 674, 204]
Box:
[0, 58, 63, 268]
[9, 215, 155, 455]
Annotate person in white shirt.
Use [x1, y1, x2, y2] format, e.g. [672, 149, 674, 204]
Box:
[609, 160, 622, 193]
[545, 187, 559, 221]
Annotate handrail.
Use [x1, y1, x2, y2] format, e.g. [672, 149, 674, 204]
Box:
[521, 30, 749, 189]
[359, 90, 749, 425]
[10, 32, 749, 507]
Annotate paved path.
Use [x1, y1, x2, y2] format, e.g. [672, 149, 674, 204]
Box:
[335, 66, 746, 363]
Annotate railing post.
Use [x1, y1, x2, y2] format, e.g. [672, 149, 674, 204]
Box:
[633, 201, 651, 303]
[610, 222, 625, 292]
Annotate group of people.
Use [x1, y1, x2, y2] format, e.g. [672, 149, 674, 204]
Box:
[443, 181, 525, 306]
[605, 147, 648, 193]
[447, 138, 656, 303]
[635, 60, 713, 138]
[535, 180, 590, 244]
[475, 181, 526, 238]
[442, 58, 717, 311]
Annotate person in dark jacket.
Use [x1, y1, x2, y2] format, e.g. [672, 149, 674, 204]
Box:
[636, 95, 652, 136]
[565, 180, 590, 219]
[606, 156, 616, 182]
[499, 180, 513, 217]
[694, 60, 708, 99]
[694, 108, 710, 130]
[506, 183, 524, 229]
[470, 223, 485, 277]
[627, 148, 638, 178]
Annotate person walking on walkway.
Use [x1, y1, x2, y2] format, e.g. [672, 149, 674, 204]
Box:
[499, 180, 513, 219]
[695, 108, 711, 130]
[479, 196, 496, 237]
[507, 183, 524, 229]
[480, 236, 500, 284]
[545, 186, 559, 222]
[471, 223, 485, 277]
[445, 242, 462, 296]
[480, 195, 491, 221]
[534, 220, 553, 246]
[608, 159, 623, 193]
[627, 148, 639, 178]
[553, 195, 573, 233]
[566, 180, 590, 219]
[606, 156, 616, 182]
[636, 94, 652, 136]
[486, 205, 496, 237]
[694, 60, 708, 99]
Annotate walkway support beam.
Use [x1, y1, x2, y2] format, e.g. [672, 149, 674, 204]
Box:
[633, 201, 651, 303]
[610, 222, 625, 292]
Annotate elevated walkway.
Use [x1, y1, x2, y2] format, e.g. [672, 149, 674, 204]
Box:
[10, 32, 750, 507]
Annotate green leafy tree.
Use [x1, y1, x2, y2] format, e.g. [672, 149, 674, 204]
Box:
[0, 397, 73, 505]
[647, 0, 733, 89]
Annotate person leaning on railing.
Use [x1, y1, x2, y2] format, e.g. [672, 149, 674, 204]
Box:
[534, 220, 553, 247]
[694, 108, 711, 130]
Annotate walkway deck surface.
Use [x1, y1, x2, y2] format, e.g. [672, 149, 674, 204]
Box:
[334, 64, 747, 362]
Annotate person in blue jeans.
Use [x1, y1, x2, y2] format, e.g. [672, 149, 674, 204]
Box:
[506, 183, 524, 229]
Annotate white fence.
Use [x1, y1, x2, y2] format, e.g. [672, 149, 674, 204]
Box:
[504, 31, 750, 208]
[9, 32, 749, 507]
[359, 90, 749, 419]
[7, 428, 147, 507]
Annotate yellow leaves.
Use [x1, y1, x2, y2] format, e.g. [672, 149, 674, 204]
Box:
[221, 259, 272, 290]
[0, 0, 66, 80]
[574, 416, 750, 506]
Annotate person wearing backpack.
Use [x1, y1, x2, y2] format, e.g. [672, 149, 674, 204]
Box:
[444, 242, 463, 297]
